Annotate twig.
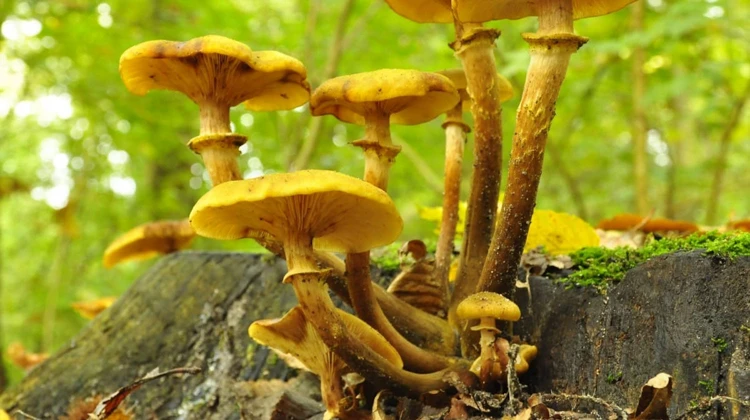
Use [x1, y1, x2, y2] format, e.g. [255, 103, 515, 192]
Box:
[674, 395, 750, 420]
[505, 344, 521, 416]
[537, 392, 630, 419]
[12, 411, 40, 420]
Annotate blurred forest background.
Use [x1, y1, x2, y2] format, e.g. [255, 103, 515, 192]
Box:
[0, 0, 747, 387]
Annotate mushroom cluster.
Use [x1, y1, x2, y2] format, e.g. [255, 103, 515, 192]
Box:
[110, 1, 636, 410]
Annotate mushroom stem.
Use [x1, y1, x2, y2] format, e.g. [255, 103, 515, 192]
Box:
[282, 231, 320, 279]
[345, 252, 457, 373]
[350, 108, 455, 371]
[321, 353, 347, 418]
[193, 142, 242, 185]
[198, 101, 232, 135]
[353, 110, 401, 191]
[434, 102, 468, 307]
[249, 239, 458, 355]
[192, 101, 242, 185]
[292, 271, 469, 395]
[448, 24, 504, 341]
[475, 1, 587, 300]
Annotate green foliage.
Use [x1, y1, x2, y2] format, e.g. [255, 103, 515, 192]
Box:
[561, 232, 750, 291]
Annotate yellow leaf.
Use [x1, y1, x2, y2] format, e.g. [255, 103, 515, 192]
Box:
[420, 199, 597, 256]
[0, 409, 9, 420]
[524, 210, 599, 255]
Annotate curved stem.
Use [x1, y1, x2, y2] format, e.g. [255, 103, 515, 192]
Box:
[251, 239, 458, 355]
[434, 103, 467, 309]
[292, 272, 469, 395]
[349, 109, 455, 371]
[448, 26, 504, 336]
[346, 253, 457, 373]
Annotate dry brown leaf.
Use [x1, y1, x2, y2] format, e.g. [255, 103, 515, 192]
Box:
[7, 342, 48, 371]
[387, 259, 446, 317]
[632, 372, 672, 419]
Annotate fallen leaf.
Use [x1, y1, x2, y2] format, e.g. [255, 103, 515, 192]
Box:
[72, 297, 118, 320]
[89, 366, 200, 419]
[632, 372, 672, 419]
[7, 342, 48, 371]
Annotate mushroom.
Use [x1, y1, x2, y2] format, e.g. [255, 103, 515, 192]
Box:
[435, 69, 514, 325]
[456, 292, 521, 385]
[102, 219, 195, 268]
[472, 0, 636, 310]
[310, 70, 459, 372]
[382, 3, 509, 335]
[514, 344, 538, 375]
[249, 306, 403, 420]
[190, 170, 465, 393]
[310, 69, 458, 191]
[119, 35, 310, 185]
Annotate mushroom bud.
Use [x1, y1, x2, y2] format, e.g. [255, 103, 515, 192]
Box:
[456, 292, 521, 385]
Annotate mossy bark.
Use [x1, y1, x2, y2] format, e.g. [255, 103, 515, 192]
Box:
[0, 253, 303, 418]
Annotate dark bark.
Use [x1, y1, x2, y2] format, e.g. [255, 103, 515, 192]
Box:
[515, 251, 750, 418]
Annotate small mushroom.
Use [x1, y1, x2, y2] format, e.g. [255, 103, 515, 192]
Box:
[102, 219, 195, 268]
[310, 69, 458, 191]
[119, 35, 310, 185]
[514, 344, 538, 375]
[456, 292, 521, 385]
[250, 306, 402, 420]
[190, 170, 462, 393]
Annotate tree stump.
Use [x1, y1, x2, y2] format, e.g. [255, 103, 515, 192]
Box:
[0, 252, 309, 418]
[1, 250, 748, 419]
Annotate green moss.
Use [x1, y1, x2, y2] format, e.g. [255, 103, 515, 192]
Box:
[371, 239, 438, 273]
[606, 371, 623, 384]
[711, 337, 728, 353]
[559, 231, 750, 292]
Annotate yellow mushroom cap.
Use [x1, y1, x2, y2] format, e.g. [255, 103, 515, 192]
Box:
[515, 344, 538, 374]
[119, 35, 310, 110]
[249, 306, 404, 373]
[383, 0, 453, 23]
[189, 170, 403, 253]
[103, 219, 195, 268]
[437, 68, 514, 110]
[455, 0, 636, 22]
[310, 69, 459, 125]
[456, 291, 521, 322]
